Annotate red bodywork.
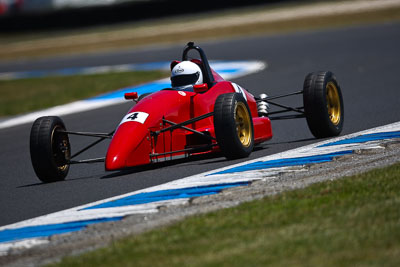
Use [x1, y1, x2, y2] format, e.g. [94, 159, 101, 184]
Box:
[105, 63, 273, 171]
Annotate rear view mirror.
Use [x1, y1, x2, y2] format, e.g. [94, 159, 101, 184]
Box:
[124, 92, 138, 100]
[193, 83, 209, 93]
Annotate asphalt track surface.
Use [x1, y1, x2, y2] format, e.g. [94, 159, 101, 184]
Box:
[1, 22, 400, 227]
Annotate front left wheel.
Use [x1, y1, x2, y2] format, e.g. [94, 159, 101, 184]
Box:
[30, 116, 71, 183]
[214, 93, 254, 159]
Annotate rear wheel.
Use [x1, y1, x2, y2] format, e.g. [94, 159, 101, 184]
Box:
[30, 116, 71, 183]
[214, 93, 254, 159]
[303, 71, 344, 138]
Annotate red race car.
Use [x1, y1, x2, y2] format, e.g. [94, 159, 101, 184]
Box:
[30, 42, 344, 183]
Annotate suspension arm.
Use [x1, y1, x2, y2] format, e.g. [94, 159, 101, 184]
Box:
[61, 130, 113, 139]
[162, 119, 216, 140]
[255, 90, 303, 101]
[70, 130, 115, 159]
[150, 144, 216, 158]
[69, 157, 105, 164]
[152, 112, 213, 136]
[269, 114, 306, 120]
[267, 100, 305, 114]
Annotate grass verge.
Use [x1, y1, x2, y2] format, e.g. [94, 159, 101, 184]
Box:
[51, 162, 400, 267]
[0, 70, 167, 117]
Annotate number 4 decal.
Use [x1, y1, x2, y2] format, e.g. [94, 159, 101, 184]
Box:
[127, 113, 139, 120]
[119, 112, 149, 125]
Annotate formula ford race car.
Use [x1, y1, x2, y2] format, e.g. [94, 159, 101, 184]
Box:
[30, 42, 344, 183]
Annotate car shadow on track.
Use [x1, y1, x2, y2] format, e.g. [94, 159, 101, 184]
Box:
[17, 172, 103, 188]
[100, 152, 226, 180]
[17, 182, 45, 188]
[100, 143, 278, 179]
[265, 137, 316, 146]
[95, 140, 302, 179]
[17, 153, 227, 186]
[18, 138, 317, 186]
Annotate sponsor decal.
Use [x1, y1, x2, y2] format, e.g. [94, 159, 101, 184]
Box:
[178, 91, 186, 96]
[232, 83, 247, 101]
[175, 65, 184, 74]
[119, 112, 149, 125]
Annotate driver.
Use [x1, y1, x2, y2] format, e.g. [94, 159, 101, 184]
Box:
[170, 61, 203, 91]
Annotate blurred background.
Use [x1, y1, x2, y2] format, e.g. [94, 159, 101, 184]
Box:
[0, 0, 293, 32]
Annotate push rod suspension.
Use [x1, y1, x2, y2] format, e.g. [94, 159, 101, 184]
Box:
[267, 100, 305, 114]
[69, 157, 105, 164]
[267, 106, 304, 116]
[162, 119, 216, 140]
[153, 112, 213, 136]
[150, 144, 216, 157]
[255, 90, 303, 101]
[61, 131, 113, 139]
[269, 114, 306, 120]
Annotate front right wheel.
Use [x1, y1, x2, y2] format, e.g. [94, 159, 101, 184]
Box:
[303, 71, 344, 138]
[213, 93, 254, 159]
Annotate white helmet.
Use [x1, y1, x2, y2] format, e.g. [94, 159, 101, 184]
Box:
[171, 61, 203, 90]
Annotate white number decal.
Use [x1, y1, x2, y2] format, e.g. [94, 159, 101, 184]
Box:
[119, 112, 149, 125]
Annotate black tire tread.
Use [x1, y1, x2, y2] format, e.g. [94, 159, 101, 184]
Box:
[214, 93, 254, 159]
[303, 71, 344, 138]
[30, 116, 70, 183]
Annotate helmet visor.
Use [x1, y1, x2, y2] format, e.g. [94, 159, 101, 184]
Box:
[171, 72, 200, 87]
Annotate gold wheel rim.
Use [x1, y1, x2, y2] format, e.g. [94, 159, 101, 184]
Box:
[326, 82, 341, 125]
[235, 102, 252, 147]
[51, 126, 70, 171]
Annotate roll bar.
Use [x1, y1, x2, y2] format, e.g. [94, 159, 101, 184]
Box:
[182, 42, 215, 87]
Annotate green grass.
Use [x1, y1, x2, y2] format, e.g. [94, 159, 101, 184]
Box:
[0, 70, 167, 117]
[51, 162, 400, 267]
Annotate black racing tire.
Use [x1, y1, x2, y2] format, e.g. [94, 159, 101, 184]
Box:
[303, 71, 344, 138]
[214, 93, 254, 159]
[30, 116, 71, 183]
